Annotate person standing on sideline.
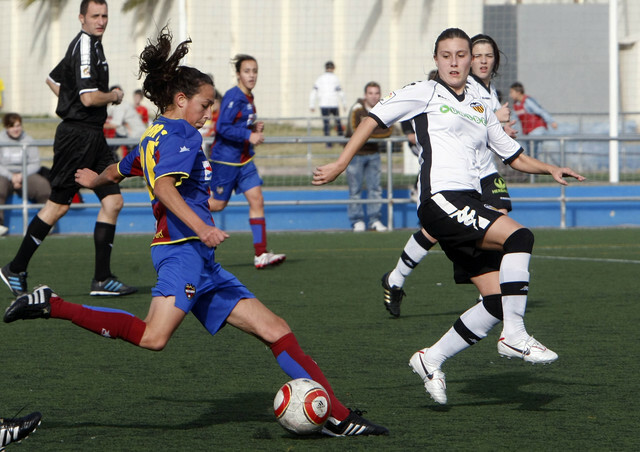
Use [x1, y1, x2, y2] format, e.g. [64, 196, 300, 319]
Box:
[0, 0, 136, 297]
[209, 55, 285, 269]
[4, 27, 389, 437]
[509, 81, 557, 159]
[314, 28, 584, 405]
[345, 82, 390, 232]
[0, 113, 52, 237]
[309, 61, 346, 147]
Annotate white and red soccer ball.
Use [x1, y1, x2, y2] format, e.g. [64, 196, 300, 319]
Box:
[273, 378, 332, 435]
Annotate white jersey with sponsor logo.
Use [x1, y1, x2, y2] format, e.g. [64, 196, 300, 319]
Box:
[369, 78, 522, 196]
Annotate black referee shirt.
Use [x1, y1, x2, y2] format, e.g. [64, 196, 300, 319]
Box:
[49, 31, 109, 128]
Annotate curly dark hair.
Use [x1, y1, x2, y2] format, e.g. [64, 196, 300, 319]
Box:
[138, 26, 213, 114]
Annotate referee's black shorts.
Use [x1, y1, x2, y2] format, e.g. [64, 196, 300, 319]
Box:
[49, 121, 120, 205]
[419, 190, 504, 282]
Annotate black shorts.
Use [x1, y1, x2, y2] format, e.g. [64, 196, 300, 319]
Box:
[419, 190, 504, 283]
[49, 121, 120, 205]
[480, 172, 512, 212]
[418, 190, 503, 248]
[447, 244, 502, 284]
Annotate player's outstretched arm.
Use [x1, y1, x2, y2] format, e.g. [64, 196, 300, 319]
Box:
[154, 176, 229, 248]
[75, 163, 124, 189]
[312, 116, 378, 185]
[510, 153, 585, 185]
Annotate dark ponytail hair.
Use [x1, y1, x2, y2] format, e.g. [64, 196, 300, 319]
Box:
[138, 26, 213, 114]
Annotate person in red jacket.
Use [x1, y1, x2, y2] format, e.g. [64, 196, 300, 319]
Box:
[509, 82, 557, 159]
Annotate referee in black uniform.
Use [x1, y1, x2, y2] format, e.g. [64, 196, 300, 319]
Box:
[1, 0, 136, 297]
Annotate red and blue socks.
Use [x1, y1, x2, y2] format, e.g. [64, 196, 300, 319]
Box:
[270, 332, 349, 421]
[50, 295, 146, 346]
[249, 217, 267, 256]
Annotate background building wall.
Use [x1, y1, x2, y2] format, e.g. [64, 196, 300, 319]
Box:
[0, 0, 637, 123]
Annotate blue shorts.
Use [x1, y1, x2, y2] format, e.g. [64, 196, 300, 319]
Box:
[210, 160, 263, 202]
[151, 240, 255, 336]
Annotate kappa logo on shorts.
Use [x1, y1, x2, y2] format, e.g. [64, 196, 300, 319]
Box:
[185, 283, 196, 300]
[450, 205, 480, 228]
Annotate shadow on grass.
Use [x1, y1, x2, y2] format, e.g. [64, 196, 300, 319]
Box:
[453, 370, 565, 411]
[44, 391, 326, 441]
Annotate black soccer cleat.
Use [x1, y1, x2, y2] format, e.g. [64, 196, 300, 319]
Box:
[381, 272, 405, 318]
[4, 285, 54, 323]
[322, 409, 389, 437]
[0, 411, 42, 449]
[90, 276, 137, 296]
[0, 263, 28, 296]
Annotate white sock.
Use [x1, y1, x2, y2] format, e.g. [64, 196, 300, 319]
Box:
[389, 233, 430, 287]
[500, 252, 531, 341]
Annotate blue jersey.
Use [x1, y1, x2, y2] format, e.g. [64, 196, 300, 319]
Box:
[209, 86, 257, 166]
[118, 116, 213, 246]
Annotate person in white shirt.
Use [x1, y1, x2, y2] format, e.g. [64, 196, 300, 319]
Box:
[313, 28, 584, 406]
[104, 85, 147, 153]
[309, 61, 346, 147]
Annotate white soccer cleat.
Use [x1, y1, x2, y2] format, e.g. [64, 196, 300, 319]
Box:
[370, 220, 388, 232]
[254, 252, 286, 269]
[409, 348, 447, 405]
[352, 221, 366, 232]
[497, 334, 558, 364]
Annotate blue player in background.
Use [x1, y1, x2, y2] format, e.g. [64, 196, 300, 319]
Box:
[209, 54, 285, 269]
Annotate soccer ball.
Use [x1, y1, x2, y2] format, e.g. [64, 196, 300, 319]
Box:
[273, 378, 332, 435]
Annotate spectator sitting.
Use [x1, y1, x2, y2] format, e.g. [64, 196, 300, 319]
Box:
[0, 113, 51, 236]
[104, 85, 147, 156]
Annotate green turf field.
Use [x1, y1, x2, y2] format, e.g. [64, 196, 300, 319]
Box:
[1, 228, 639, 451]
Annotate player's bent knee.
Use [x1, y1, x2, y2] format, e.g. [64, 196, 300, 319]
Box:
[139, 329, 171, 351]
[262, 316, 292, 344]
[503, 228, 534, 254]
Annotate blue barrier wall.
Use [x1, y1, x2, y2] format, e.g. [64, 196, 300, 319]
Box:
[2, 184, 639, 235]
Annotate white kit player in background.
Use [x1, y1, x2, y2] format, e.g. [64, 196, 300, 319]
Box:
[313, 27, 584, 406]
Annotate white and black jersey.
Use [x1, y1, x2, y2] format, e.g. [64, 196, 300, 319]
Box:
[466, 74, 503, 179]
[48, 31, 110, 128]
[369, 77, 523, 201]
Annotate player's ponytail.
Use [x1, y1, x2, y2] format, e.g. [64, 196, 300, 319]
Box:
[138, 26, 213, 114]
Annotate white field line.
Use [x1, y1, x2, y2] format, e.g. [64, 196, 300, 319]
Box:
[534, 255, 640, 265]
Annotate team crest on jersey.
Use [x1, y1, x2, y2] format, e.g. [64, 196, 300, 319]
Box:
[185, 283, 196, 300]
[470, 102, 485, 113]
[81, 65, 91, 79]
[216, 186, 225, 195]
[379, 91, 396, 104]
